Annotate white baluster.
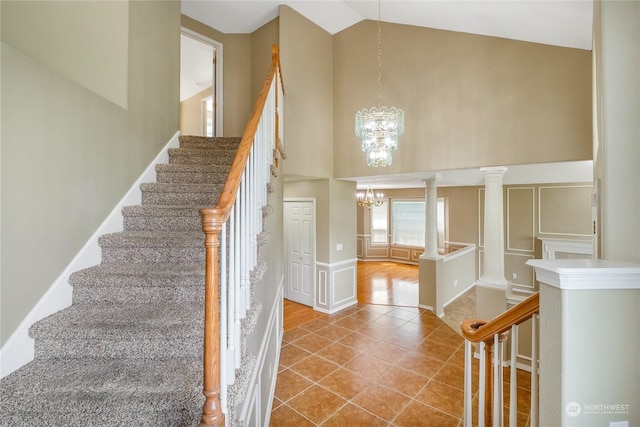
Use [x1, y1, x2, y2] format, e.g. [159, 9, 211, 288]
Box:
[479, 341, 486, 427]
[464, 340, 473, 426]
[493, 333, 503, 427]
[228, 204, 237, 381]
[531, 314, 539, 427]
[234, 194, 242, 369]
[509, 324, 517, 427]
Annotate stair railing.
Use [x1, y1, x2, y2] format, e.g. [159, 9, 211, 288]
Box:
[460, 292, 539, 427]
[199, 44, 284, 427]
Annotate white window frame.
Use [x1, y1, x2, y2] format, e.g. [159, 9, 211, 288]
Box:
[370, 200, 388, 245]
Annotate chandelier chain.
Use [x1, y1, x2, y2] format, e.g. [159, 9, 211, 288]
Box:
[377, 0, 382, 108]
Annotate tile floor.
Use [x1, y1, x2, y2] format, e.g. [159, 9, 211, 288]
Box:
[270, 302, 529, 426]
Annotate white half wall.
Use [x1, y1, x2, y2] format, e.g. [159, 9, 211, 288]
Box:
[315, 258, 358, 314]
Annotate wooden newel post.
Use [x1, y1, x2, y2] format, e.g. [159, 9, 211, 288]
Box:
[199, 209, 225, 427]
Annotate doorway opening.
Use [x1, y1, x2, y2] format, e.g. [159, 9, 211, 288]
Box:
[179, 28, 223, 137]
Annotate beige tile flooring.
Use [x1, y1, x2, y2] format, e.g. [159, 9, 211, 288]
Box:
[271, 303, 478, 426]
[271, 277, 531, 426]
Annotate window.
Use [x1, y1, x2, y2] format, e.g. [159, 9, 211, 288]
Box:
[202, 95, 214, 137]
[370, 201, 388, 244]
[392, 200, 425, 247]
[437, 198, 446, 249]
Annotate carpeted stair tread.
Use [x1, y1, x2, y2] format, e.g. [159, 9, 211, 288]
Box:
[168, 148, 238, 165]
[30, 302, 202, 340]
[71, 262, 205, 284]
[140, 182, 223, 194]
[30, 302, 203, 359]
[0, 357, 203, 426]
[140, 182, 223, 206]
[122, 205, 202, 232]
[155, 164, 233, 185]
[179, 135, 241, 149]
[99, 231, 203, 251]
[156, 163, 232, 173]
[123, 205, 202, 217]
[70, 263, 205, 305]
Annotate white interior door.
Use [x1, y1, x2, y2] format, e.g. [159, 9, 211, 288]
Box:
[284, 201, 315, 306]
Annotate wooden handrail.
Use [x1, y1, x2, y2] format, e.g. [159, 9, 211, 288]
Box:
[461, 292, 540, 426]
[201, 44, 284, 226]
[460, 292, 539, 343]
[199, 44, 284, 427]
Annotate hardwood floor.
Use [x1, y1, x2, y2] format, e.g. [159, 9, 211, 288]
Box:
[356, 261, 419, 307]
[284, 261, 420, 332]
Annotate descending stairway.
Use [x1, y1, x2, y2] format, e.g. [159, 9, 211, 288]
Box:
[0, 136, 268, 426]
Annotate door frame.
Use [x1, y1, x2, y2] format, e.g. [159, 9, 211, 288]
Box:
[180, 27, 224, 137]
[283, 198, 317, 307]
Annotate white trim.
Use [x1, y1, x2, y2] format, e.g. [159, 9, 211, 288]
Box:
[314, 259, 358, 313]
[505, 252, 536, 289]
[442, 282, 476, 309]
[180, 27, 224, 137]
[442, 243, 476, 262]
[0, 131, 181, 378]
[537, 185, 592, 237]
[315, 258, 358, 269]
[419, 304, 434, 312]
[239, 276, 284, 426]
[313, 300, 358, 315]
[506, 186, 536, 252]
[527, 259, 640, 290]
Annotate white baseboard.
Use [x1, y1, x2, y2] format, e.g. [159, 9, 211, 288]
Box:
[0, 131, 181, 378]
[443, 281, 476, 310]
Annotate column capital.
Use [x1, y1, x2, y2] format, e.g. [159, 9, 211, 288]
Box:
[424, 174, 441, 185]
[481, 166, 508, 174]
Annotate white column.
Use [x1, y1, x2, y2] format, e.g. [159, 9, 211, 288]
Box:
[479, 166, 509, 288]
[423, 175, 440, 259]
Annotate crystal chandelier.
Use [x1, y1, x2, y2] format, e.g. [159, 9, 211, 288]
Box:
[357, 187, 384, 209]
[355, 0, 405, 167]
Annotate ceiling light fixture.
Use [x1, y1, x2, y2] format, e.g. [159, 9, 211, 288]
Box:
[355, 0, 405, 167]
[357, 187, 384, 209]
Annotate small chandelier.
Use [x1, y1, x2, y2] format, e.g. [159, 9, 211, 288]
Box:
[355, 0, 405, 167]
[357, 187, 384, 209]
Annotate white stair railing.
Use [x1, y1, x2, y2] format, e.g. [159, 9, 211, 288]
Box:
[461, 293, 539, 427]
[199, 44, 284, 427]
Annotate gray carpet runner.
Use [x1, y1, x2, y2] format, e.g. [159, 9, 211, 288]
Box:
[0, 136, 269, 426]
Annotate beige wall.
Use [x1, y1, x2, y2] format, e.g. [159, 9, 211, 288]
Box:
[2, 1, 129, 109]
[180, 86, 212, 136]
[1, 0, 181, 346]
[328, 180, 357, 263]
[280, 6, 334, 180]
[333, 20, 592, 179]
[251, 19, 279, 104]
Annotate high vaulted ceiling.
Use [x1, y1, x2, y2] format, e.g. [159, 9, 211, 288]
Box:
[181, 0, 594, 50]
[180, 1, 595, 188]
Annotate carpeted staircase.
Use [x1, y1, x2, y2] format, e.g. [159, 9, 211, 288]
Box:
[0, 136, 268, 426]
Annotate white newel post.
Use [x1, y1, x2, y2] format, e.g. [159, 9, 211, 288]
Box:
[424, 175, 440, 258]
[476, 166, 509, 320]
[527, 259, 640, 427]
